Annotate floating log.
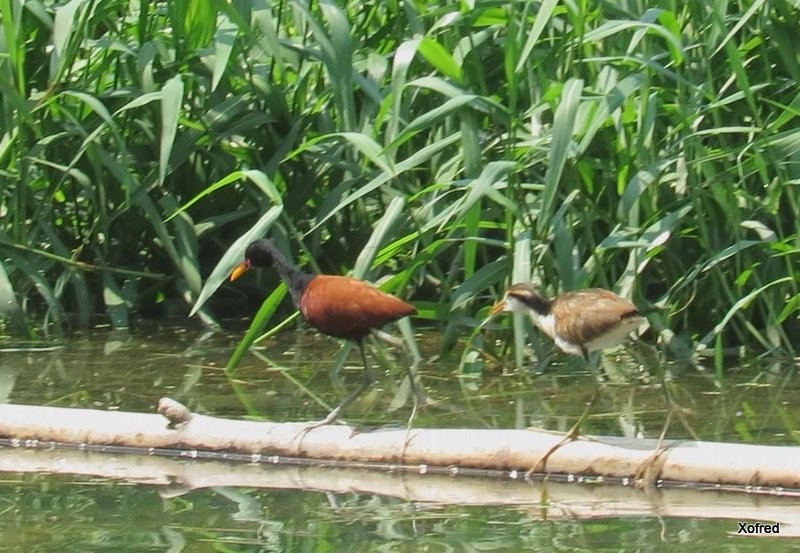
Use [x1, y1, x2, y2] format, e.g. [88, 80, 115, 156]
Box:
[0, 399, 797, 494]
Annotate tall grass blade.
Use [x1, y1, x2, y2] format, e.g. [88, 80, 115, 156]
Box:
[226, 285, 288, 377]
[538, 78, 582, 235]
[189, 206, 283, 317]
[0, 259, 26, 334]
[159, 75, 184, 185]
[212, 13, 236, 91]
[514, 0, 559, 74]
[352, 196, 405, 279]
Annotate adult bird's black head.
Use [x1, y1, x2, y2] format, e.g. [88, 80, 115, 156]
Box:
[232, 239, 278, 274]
[230, 239, 314, 309]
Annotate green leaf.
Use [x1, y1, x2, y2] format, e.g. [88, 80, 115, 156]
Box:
[189, 206, 283, 317]
[353, 196, 405, 279]
[0, 258, 26, 334]
[418, 37, 462, 81]
[159, 75, 184, 185]
[538, 78, 582, 235]
[165, 170, 282, 222]
[102, 273, 129, 330]
[514, 0, 559, 74]
[226, 285, 288, 377]
[212, 14, 237, 91]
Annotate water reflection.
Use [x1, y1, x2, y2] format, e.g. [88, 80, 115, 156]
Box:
[0, 471, 791, 552]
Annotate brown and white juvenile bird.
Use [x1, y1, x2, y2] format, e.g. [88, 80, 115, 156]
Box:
[489, 283, 643, 360]
[488, 282, 644, 473]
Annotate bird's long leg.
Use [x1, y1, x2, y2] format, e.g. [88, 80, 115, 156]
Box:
[527, 388, 600, 476]
[634, 349, 697, 484]
[527, 352, 603, 476]
[306, 339, 374, 428]
[404, 356, 423, 428]
[405, 359, 425, 410]
[634, 408, 673, 486]
[372, 328, 427, 410]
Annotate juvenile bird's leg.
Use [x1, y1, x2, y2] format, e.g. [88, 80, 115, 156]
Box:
[634, 356, 697, 485]
[634, 409, 673, 486]
[527, 388, 600, 476]
[527, 352, 603, 476]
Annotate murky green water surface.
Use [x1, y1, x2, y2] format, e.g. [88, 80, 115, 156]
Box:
[1, 322, 799, 552]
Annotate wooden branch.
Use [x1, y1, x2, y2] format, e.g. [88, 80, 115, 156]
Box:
[0, 399, 797, 493]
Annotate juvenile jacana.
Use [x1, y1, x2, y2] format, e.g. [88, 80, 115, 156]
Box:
[488, 283, 643, 472]
[230, 239, 417, 426]
[489, 283, 643, 361]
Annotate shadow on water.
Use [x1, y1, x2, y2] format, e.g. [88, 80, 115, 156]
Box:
[1, 322, 798, 551]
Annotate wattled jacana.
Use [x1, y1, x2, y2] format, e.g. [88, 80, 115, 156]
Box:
[488, 283, 643, 471]
[230, 239, 417, 425]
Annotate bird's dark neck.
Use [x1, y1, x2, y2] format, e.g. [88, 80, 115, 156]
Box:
[269, 249, 315, 307]
[523, 292, 552, 316]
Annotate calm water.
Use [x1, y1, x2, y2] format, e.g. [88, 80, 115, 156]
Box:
[1, 322, 799, 552]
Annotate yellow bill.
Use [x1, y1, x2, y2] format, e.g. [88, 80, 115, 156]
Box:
[488, 300, 507, 316]
[230, 261, 250, 281]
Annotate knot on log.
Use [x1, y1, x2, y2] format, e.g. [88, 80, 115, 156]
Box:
[157, 397, 193, 428]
